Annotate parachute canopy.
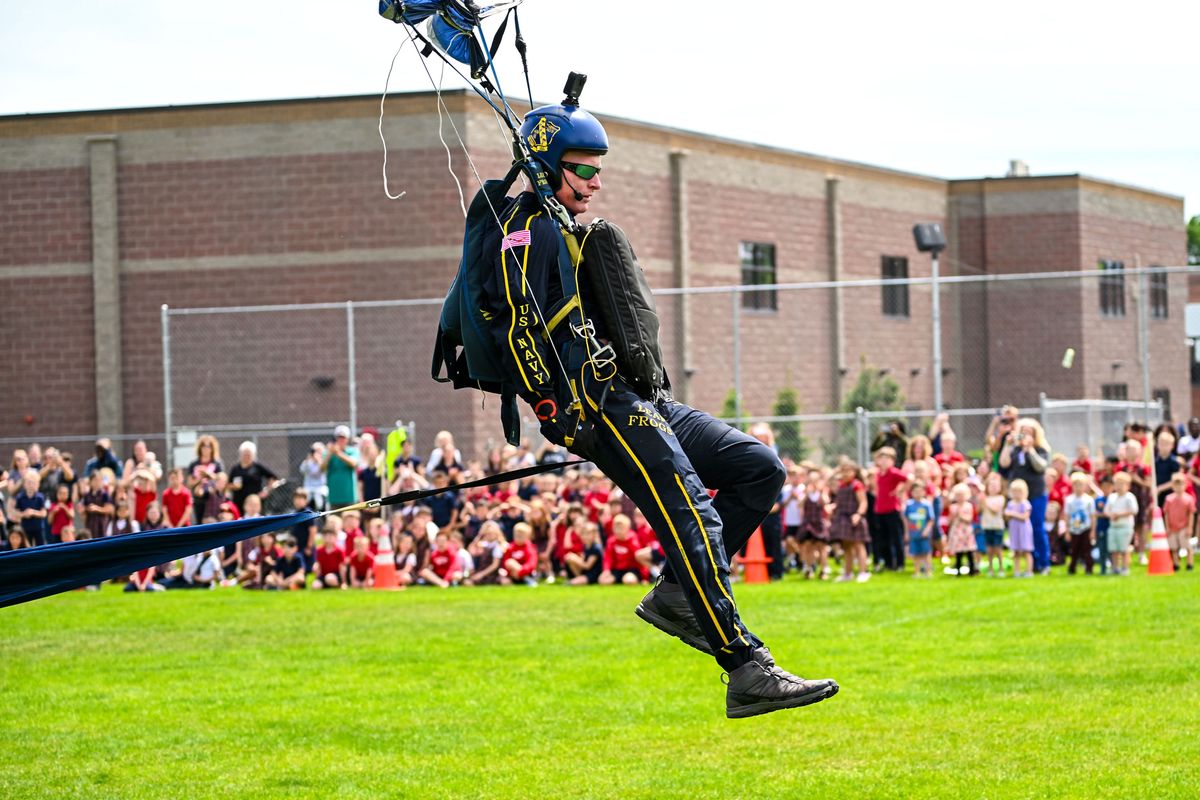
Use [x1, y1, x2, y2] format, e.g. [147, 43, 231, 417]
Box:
[378, 1, 525, 70]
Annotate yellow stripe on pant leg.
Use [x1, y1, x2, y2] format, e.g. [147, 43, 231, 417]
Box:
[674, 472, 751, 647]
[597, 411, 729, 647]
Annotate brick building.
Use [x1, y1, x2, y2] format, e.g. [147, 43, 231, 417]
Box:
[0, 90, 1189, 459]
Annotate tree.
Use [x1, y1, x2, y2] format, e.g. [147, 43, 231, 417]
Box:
[1188, 215, 1200, 265]
[821, 356, 905, 462]
[771, 385, 809, 462]
[719, 388, 748, 432]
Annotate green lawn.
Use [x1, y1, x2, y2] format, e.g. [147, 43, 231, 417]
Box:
[1, 568, 1197, 799]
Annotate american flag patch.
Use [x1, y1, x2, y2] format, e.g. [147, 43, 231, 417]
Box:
[501, 229, 531, 251]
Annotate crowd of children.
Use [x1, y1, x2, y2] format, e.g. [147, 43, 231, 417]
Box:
[773, 416, 1199, 581]
[3, 414, 1199, 589]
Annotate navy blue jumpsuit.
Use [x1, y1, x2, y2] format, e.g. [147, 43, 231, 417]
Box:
[483, 192, 785, 671]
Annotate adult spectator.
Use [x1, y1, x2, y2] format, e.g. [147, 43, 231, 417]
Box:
[870, 420, 909, 460]
[902, 435, 942, 491]
[357, 433, 385, 514]
[7, 449, 31, 497]
[83, 438, 123, 480]
[37, 447, 74, 498]
[984, 406, 1020, 472]
[1177, 417, 1200, 461]
[927, 413, 954, 456]
[26, 443, 43, 471]
[323, 425, 359, 508]
[186, 435, 225, 524]
[999, 418, 1051, 574]
[299, 442, 329, 512]
[228, 441, 281, 514]
[427, 430, 463, 475]
[121, 439, 162, 488]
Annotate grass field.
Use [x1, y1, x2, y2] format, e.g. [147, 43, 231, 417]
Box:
[2, 568, 1198, 799]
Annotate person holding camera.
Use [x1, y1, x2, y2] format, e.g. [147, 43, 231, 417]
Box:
[323, 425, 358, 509]
[998, 418, 1051, 574]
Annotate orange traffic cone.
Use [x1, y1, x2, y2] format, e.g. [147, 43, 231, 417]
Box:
[372, 537, 403, 591]
[736, 528, 772, 584]
[1147, 506, 1174, 576]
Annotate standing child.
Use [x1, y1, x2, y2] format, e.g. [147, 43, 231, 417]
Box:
[945, 483, 978, 576]
[779, 466, 805, 573]
[1005, 479, 1034, 578]
[874, 447, 910, 571]
[1163, 472, 1196, 571]
[1063, 472, 1097, 575]
[980, 473, 1007, 577]
[903, 481, 935, 578]
[161, 468, 193, 529]
[828, 462, 870, 583]
[1094, 475, 1112, 575]
[801, 469, 831, 580]
[47, 483, 75, 544]
[12, 470, 49, 547]
[1104, 472, 1139, 576]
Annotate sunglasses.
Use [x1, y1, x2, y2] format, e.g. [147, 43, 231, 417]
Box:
[561, 161, 601, 180]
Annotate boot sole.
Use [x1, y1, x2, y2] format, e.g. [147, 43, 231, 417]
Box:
[726, 680, 840, 719]
[635, 602, 714, 656]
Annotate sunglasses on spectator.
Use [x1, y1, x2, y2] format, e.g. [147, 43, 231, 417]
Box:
[561, 161, 601, 180]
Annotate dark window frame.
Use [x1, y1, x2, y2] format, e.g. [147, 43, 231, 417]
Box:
[739, 241, 777, 311]
[1101, 383, 1128, 401]
[1149, 270, 1169, 320]
[1099, 259, 1126, 318]
[1152, 387, 1171, 420]
[881, 255, 910, 318]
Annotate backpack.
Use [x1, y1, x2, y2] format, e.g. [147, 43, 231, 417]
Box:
[431, 164, 525, 445]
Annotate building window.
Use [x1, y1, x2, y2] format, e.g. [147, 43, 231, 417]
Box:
[1099, 259, 1125, 317]
[1152, 388, 1171, 420]
[1101, 383, 1128, 401]
[882, 255, 909, 318]
[1149, 270, 1168, 319]
[739, 242, 777, 311]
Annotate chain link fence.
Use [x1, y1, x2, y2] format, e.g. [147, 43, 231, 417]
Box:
[156, 265, 1190, 473]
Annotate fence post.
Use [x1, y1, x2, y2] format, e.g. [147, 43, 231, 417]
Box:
[856, 406, 868, 466]
[346, 301, 357, 435]
[161, 304, 173, 471]
[731, 289, 742, 419]
[1137, 267, 1151, 420]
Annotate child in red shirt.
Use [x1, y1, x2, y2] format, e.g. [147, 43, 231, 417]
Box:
[161, 468, 193, 529]
[313, 526, 346, 589]
[873, 447, 911, 571]
[601, 514, 642, 585]
[501, 522, 539, 585]
[48, 483, 75, 543]
[130, 469, 158, 525]
[347, 535, 375, 589]
[421, 531, 462, 588]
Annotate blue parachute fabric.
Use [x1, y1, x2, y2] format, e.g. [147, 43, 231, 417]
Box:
[378, 1, 476, 30]
[0, 511, 316, 609]
[429, 14, 476, 65]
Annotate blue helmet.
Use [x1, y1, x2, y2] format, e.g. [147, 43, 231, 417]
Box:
[518, 103, 608, 187]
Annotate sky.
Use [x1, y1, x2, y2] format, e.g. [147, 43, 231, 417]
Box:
[2, 0, 1198, 222]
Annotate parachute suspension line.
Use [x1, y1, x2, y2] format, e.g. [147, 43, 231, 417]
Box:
[395, 12, 579, 399]
[402, 23, 498, 213]
[434, 61, 469, 218]
[378, 38, 411, 200]
[512, 8, 534, 109]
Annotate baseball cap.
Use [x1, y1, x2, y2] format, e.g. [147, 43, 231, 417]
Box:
[334, 424, 351, 439]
